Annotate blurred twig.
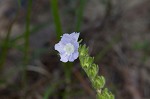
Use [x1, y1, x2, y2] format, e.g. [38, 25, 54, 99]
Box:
[27, 65, 50, 77]
[98, 0, 112, 30]
[73, 67, 95, 97]
[95, 34, 121, 62]
[82, 0, 112, 33]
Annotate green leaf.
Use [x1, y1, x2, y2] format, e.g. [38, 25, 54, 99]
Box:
[78, 39, 83, 44]
[83, 57, 93, 67]
[79, 56, 86, 68]
[79, 45, 88, 56]
[87, 63, 99, 79]
[92, 76, 105, 89]
[97, 88, 114, 99]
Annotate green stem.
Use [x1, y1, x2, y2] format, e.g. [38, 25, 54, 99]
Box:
[22, 0, 32, 87]
[50, 0, 72, 98]
[0, 6, 20, 71]
[63, 62, 73, 99]
[50, 0, 62, 40]
[44, 80, 65, 99]
[17, 0, 21, 8]
[79, 45, 114, 99]
[75, 0, 86, 31]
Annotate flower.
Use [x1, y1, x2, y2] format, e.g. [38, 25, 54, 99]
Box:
[55, 32, 80, 62]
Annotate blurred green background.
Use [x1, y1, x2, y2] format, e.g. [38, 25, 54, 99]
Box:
[0, 0, 150, 99]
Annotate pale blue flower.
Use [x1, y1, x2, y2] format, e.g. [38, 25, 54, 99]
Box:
[55, 32, 80, 62]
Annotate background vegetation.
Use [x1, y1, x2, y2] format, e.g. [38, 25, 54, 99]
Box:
[0, 0, 150, 99]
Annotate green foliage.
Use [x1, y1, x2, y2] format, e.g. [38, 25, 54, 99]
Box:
[133, 40, 150, 51]
[92, 76, 105, 89]
[133, 40, 150, 62]
[97, 88, 114, 99]
[0, 1, 21, 70]
[87, 63, 99, 79]
[79, 45, 114, 99]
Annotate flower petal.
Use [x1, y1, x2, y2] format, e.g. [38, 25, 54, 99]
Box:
[60, 53, 69, 62]
[70, 32, 80, 41]
[72, 42, 79, 51]
[54, 42, 65, 53]
[61, 34, 72, 44]
[69, 51, 79, 62]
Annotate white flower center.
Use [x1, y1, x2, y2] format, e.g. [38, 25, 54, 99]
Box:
[64, 43, 74, 55]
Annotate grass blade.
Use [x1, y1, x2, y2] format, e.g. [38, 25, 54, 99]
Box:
[50, 0, 62, 40]
[22, 0, 32, 87]
[75, 0, 86, 31]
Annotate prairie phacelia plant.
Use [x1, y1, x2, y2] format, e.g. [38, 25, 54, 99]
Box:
[54, 32, 114, 99]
